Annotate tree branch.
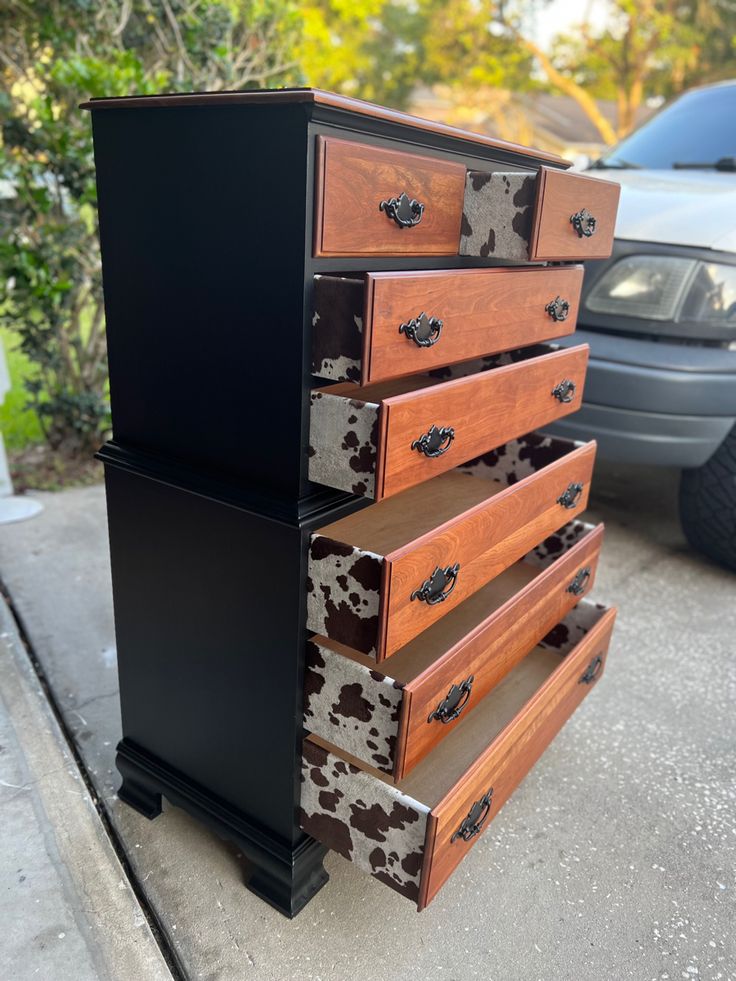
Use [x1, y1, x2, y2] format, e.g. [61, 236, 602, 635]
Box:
[516, 34, 618, 145]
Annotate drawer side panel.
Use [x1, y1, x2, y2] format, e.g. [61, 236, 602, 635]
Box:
[306, 536, 384, 657]
[459, 170, 537, 260]
[300, 739, 429, 901]
[303, 639, 402, 773]
[312, 275, 364, 382]
[308, 390, 379, 497]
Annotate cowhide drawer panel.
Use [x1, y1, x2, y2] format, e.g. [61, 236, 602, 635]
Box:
[314, 136, 466, 257]
[460, 166, 621, 262]
[306, 431, 596, 660]
[300, 599, 617, 909]
[311, 265, 584, 385]
[304, 520, 604, 779]
[308, 343, 589, 501]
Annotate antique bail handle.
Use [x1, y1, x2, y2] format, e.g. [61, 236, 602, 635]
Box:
[567, 566, 591, 596]
[570, 207, 597, 238]
[399, 312, 443, 348]
[411, 563, 460, 605]
[451, 788, 494, 843]
[552, 378, 577, 403]
[557, 481, 584, 509]
[427, 675, 475, 724]
[380, 191, 425, 228]
[579, 655, 604, 685]
[545, 295, 570, 322]
[412, 424, 455, 458]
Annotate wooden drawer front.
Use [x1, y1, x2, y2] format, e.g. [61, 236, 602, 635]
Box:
[300, 600, 617, 908]
[314, 137, 466, 257]
[460, 166, 620, 262]
[304, 520, 603, 779]
[307, 433, 595, 660]
[309, 343, 589, 501]
[312, 265, 584, 385]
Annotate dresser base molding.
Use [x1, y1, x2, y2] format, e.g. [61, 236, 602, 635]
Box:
[116, 739, 329, 919]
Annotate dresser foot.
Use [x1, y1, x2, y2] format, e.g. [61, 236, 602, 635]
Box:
[247, 835, 329, 918]
[116, 749, 163, 819]
[114, 738, 328, 916]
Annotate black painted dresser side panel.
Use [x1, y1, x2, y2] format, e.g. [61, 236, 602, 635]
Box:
[92, 103, 310, 498]
[104, 461, 340, 845]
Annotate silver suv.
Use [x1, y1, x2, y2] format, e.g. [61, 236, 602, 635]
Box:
[547, 81, 736, 570]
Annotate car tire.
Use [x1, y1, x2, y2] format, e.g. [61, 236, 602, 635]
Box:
[679, 425, 736, 572]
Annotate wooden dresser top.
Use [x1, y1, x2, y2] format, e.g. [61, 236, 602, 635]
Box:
[80, 87, 567, 166]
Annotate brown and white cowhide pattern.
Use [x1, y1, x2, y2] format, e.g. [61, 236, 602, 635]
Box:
[304, 639, 402, 774]
[459, 170, 538, 261]
[306, 536, 383, 657]
[311, 275, 364, 383]
[308, 389, 379, 498]
[539, 598, 609, 655]
[524, 520, 591, 569]
[300, 739, 428, 902]
[459, 431, 577, 484]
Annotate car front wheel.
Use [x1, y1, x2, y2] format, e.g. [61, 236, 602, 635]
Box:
[679, 425, 736, 572]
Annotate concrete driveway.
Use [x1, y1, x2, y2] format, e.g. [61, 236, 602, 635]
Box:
[0, 460, 734, 981]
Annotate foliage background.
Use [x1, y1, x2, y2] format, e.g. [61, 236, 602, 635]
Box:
[1, 0, 735, 482]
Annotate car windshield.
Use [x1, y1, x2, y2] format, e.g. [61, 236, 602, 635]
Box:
[596, 84, 736, 170]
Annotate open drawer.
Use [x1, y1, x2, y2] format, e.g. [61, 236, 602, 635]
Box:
[305, 519, 603, 780]
[311, 265, 583, 385]
[308, 343, 589, 501]
[300, 599, 617, 909]
[460, 165, 621, 262]
[307, 432, 596, 660]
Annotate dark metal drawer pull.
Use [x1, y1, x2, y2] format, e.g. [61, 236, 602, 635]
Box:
[399, 312, 443, 347]
[451, 788, 494, 843]
[552, 378, 576, 403]
[427, 675, 474, 724]
[411, 424, 455, 458]
[567, 566, 591, 596]
[411, 563, 460, 605]
[545, 295, 570, 322]
[557, 482, 584, 509]
[570, 207, 597, 238]
[379, 192, 424, 228]
[579, 655, 603, 685]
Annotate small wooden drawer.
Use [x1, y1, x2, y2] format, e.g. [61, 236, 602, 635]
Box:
[460, 166, 621, 262]
[301, 599, 617, 908]
[311, 265, 584, 385]
[307, 433, 596, 659]
[308, 343, 589, 500]
[314, 137, 466, 257]
[305, 519, 603, 779]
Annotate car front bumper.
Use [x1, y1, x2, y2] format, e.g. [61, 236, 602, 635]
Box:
[545, 330, 736, 468]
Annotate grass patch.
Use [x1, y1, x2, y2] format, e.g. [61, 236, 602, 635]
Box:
[0, 328, 44, 450]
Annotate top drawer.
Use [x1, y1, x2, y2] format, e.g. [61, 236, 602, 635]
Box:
[461, 166, 621, 262]
[314, 137, 466, 257]
[313, 137, 620, 261]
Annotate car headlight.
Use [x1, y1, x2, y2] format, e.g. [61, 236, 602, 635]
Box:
[678, 262, 736, 324]
[586, 255, 698, 320]
[586, 255, 736, 327]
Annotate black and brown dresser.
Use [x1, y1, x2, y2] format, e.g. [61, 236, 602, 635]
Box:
[83, 88, 620, 917]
